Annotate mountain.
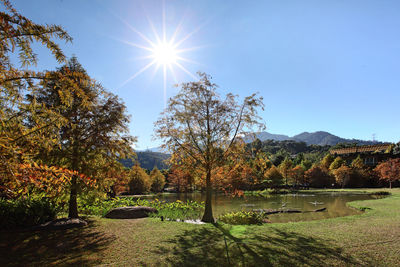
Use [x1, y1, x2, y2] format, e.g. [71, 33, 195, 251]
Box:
[120, 151, 170, 170]
[250, 131, 380, 146]
[248, 132, 291, 142]
[138, 146, 165, 153]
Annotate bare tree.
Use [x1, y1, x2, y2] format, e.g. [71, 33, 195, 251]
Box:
[154, 72, 265, 222]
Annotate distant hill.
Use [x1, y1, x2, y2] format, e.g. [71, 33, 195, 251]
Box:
[247, 132, 290, 142]
[138, 146, 166, 153]
[120, 151, 170, 170]
[250, 131, 380, 146]
[123, 131, 380, 170]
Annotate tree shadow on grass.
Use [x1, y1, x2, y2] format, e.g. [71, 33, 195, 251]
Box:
[155, 223, 368, 267]
[0, 218, 114, 267]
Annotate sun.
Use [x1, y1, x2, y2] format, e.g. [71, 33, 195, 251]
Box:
[151, 42, 178, 65]
[116, 4, 205, 106]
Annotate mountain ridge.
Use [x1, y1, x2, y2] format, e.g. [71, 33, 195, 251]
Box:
[249, 131, 381, 146]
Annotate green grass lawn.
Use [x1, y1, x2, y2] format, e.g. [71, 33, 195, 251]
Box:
[1, 188, 399, 266]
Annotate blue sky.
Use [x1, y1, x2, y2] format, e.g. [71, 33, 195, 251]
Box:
[13, 0, 400, 149]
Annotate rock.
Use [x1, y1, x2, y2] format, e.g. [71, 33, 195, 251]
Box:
[105, 206, 157, 219]
[33, 218, 88, 230]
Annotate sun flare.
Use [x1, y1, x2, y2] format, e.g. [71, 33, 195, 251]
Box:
[117, 4, 206, 107]
[151, 42, 178, 65]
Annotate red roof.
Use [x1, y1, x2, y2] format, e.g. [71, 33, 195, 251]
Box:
[330, 144, 392, 155]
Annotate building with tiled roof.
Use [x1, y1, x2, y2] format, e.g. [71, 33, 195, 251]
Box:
[330, 144, 396, 166]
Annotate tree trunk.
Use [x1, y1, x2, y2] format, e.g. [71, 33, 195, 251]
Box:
[69, 143, 79, 218]
[202, 168, 214, 223]
[390, 181, 392, 189]
[68, 174, 79, 218]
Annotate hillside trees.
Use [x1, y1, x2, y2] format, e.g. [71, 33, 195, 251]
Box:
[154, 72, 264, 222]
[30, 57, 135, 218]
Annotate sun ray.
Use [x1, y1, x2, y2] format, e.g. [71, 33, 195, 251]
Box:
[163, 64, 167, 108]
[132, 55, 156, 61]
[117, 16, 156, 47]
[162, 0, 166, 43]
[118, 39, 154, 52]
[146, 15, 162, 44]
[175, 56, 203, 66]
[176, 45, 210, 54]
[174, 62, 197, 80]
[169, 10, 188, 45]
[168, 63, 178, 84]
[173, 19, 210, 48]
[120, 59, 157, 88]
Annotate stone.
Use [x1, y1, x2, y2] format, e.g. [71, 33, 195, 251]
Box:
[104, 206, 157, 219]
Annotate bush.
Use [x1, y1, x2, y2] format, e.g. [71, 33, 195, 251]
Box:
[128, 165, 151, 194]
[218, 211, 265, 225]
[78, 197, 204, 220]
[0, 198, 57, 229]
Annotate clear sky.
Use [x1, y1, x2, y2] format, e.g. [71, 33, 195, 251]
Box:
[12, 0, 400, 149]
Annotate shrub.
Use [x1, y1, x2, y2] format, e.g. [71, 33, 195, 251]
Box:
[218, 211, 265, 225]
[78, 197, 204, 220]
[370, 191, 391, 196]
[0, 198, 57, 229]
[128, 165, 151, 194]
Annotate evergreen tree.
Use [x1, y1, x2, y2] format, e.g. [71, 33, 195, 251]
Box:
[30, 57, 135, 218]
[128, 165, 151, 194]
[150, 167, 166, 192]
[329, 157, 345, 171]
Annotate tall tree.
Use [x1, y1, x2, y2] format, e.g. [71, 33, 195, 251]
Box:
[30, 57, 135, 218]
[329, 156, 345, 171]
[154, 72, 264, 222]
[278, 158, 293, 186]
[150, 167, 166, 192]
[0, 0, 72, 189]
[333, 165, 352, 188]
[375, 158, 400, 189]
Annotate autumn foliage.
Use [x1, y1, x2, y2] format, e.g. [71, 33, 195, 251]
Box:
[375, 158, 400, 188]
[1, 163, 95, 200]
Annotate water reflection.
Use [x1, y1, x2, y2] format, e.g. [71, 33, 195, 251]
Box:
[133, 192, 373, 223]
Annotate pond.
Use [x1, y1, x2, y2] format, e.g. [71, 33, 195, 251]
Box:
[133, 191, 376, 223]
